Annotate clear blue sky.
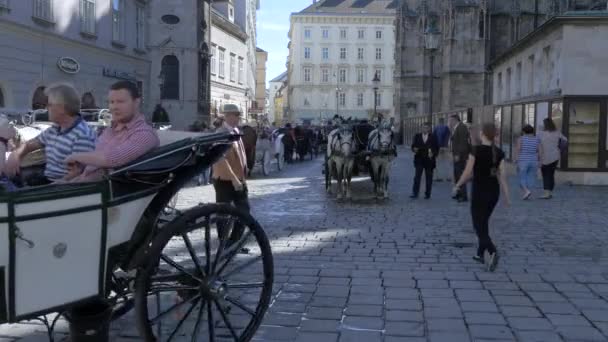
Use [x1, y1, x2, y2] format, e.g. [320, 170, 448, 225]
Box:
[257, 0, 311, 87]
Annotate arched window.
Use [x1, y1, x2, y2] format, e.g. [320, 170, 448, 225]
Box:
[32, 86, 47, 110]
[161, 55, 180, 100]
[0, 87, 4, 107]
[81, 92, 98, 109]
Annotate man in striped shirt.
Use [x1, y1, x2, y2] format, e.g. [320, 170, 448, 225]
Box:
[66, 81, 159, 182]
[5, 83, 96, 184]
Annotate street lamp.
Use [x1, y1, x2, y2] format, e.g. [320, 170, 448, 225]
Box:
[424, 26, 441, 123]
[334, 72, 342, 120]
[372, 72, 380, 124]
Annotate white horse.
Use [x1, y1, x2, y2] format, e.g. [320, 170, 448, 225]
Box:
[327, 126, 355, 200]
[368, 125, 396, 199]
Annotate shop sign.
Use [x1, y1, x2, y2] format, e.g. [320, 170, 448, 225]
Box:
[102, 67, 136, 81]
[57, 57, 80, 74]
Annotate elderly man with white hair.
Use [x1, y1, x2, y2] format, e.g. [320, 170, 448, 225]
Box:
[5, 83, 96, 185]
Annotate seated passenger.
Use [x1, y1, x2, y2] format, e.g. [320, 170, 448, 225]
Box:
[66, 81, 159, 182]
[5, 83, 96, 184]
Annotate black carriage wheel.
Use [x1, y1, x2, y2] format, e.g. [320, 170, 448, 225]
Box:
[324, 156, 330, 191]
[134, 204, 274, 342]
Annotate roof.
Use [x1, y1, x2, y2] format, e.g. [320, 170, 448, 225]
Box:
[490, 12, 608, 68]
[256, 47, 267, 52]
[296, 0, 397, 16]
[270, 71, 288, 83]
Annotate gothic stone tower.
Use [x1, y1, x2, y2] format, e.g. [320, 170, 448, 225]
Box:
[394, 0, 603, 121]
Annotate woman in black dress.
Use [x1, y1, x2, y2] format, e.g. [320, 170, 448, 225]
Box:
[453, 123, 511, 272]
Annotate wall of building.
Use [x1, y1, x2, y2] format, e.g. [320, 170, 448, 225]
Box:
[0, 0, 150, 113]
[288, 14, 395, 123]
[255, 49, 267, 113]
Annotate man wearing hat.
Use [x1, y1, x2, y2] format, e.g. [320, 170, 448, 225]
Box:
[212, 104, 249, 242]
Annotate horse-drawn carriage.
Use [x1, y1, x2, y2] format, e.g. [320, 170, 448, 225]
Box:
[324, 121, 397, 200]
[0, 129, 274, 341]
[241, 125, 285, 176]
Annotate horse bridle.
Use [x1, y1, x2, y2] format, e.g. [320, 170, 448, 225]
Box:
[370, 128, 394, 154]
[331, 129, 354, 156]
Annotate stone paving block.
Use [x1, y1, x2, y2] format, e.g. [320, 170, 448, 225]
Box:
[315, 285, 350, 298]
[507, 317, 553, 331]
[299, 319, 340, 332]
[455, 289, 493, 302]
[382, 270, 413, 279]
[289, 276, 320, 284]
[424, 307, 463, 318]
[518, 282, 555, 292]
[546, 314, 593, 327]
[449, 280, 484, 289]
[305, 307, 344, 320]
[499, 305, 542, 317]
[445, 271, 477, 281]
[383, 278, 417, 288]
[348, 295, 384, 305]
[384, 337, 426, 342]
[526, 291, 567, 302]
[253, 325, 299, 340]
[341, 316, 384, 330]
[572, 298, 608, 310]
[596, 322, 608, 336]
[295, 332, 339, 342]
[351, 270, 380, 278]
[344, 305, 382, 317]
[493, 295, 534, 306]
[460, 301, 500, 313]
[283, 283, 318, 293]
[427, 318, 467, 332]
[384, 322, 425, 337]
[385, 299, 422, 311]
[350, 278, 382, 286]
[582, 309, 608, 322]
[270, 301, 308, 313]
[475, 272, 510, 282]
[263, 312, 304, 327]
[515, 330, 564, 342]
[385, 310, 424, 322]
[553, 282, 592, 293]
[290, 268, 321, 276]
[508, 273, 543, 283]
[536, 302, 580, 315]
[338, 330, 382, 342]
[318, 277, 350, 286]
[310, 296, 348, 308]
[413, 271, 445, 280]
[319, 269, 351, 278]
[540, 273, 575, 283]
[555, 326, 607, 341]
[483, 281, 520, 291]
[422, 297, 459, 307]
[420, 289, 454, 298]
[468, 324, 515, 340]
[428, 332, 471, 342]
[417, 280, 449, 289]
[350, 285, 383, 295]
[277, 291, 314, 302]
[464, 312, 507, 325]
[385, 288, 420, 299]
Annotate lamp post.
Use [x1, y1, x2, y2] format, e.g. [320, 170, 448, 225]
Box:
[334, 72, 342, 119]
[424, 26, 441, 124]
[372, 72, 380, 124]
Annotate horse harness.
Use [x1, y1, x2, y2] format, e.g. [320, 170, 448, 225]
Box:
[368, 128, 396, 157]
[330, 128, 354, 159]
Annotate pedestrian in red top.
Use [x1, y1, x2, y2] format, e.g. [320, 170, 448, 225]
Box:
[65, 81, 159, 182]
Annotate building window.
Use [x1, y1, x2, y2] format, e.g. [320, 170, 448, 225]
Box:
[357, 48, 364, 60]
[322, 28, 329, 39]
[0, 0, 9, 10]
[376, 30, 382, 39]
[506, 68, 512, 100]
[528, 54, 535, 95]
[358, 29, 364, 39]
[321, 68, 329, 83]
[340, 28, 347, 39]
[304, 68, 312, 83]
[136, 4, 146, 50]
[338, 69, 347, 83]
[161, 55, 180, 100]
[304, 28, 311, 39]
[375, 92, 382, 107]
[339, 92, 346, 106]
[340, 47, 347, 60]
[80, 0, 96, 35]
[304, 47, 311, 59]
[322, 47, 329, 60]
[375, 48, 382, 60]
[33, 0, 53, 21]
[357, 93, 364, 107]
[375, 69, 382, 82]
[81, 92, 97, 109]
[218, 48, 225, 78]
[357, 69, 364, 83]
[497, 72, 503, 103]
[516, 62, 522, 98]
[210, 45, 217, 75]
[304, 97, 310, 106]
[230, 54, 236, 82]
[32, 86, 47, 110]
[112, 0, 124, 43]
[238, 58, 244, 84]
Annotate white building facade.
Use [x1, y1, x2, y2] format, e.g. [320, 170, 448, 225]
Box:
[287, 0, 396, 124]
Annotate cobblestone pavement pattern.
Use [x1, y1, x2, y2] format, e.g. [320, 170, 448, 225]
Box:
[1, 148, 608, 342]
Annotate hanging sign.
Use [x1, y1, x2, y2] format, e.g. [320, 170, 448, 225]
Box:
[57, 57, 80, 74]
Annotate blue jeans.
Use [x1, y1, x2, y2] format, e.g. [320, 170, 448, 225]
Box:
[518, 160, 538, 190]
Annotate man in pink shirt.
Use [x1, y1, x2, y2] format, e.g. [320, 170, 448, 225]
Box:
[65, 81, 160, 182]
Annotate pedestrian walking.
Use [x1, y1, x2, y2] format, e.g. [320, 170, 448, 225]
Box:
[411, 122, 439, 199]
[433, 117, 451, 182]
[453, 123, 511, 272]
[212, 104, 250, 243]
[514, 124, 542, 200]
[449, 115, 471, 202]
[539, 118, 567, 199]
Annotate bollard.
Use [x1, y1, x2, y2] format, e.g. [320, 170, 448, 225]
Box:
[66, 300, 112, 342]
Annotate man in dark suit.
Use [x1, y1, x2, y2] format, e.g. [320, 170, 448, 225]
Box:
[411, 122, 439, 199]
[449, 114, 471, 202]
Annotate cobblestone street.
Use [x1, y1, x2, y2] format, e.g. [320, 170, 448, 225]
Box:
[2, 148, 608, 342]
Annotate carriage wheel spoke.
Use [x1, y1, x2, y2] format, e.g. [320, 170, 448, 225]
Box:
[224, 296, 255, 316]
[226, 282, 264, 289]
[221, 256, 263, 279]
[216, 231, 253, 275]
[148, 285, 199, 294]
[166, 297, 200, 342]
[204, 215, 212, 276]
[150, 293, 201, 325]
[191, 299, 207, 342]
[207, 300, 215, 342]
[214, 299, 239, 341]
[160, 254, 203, 283]
[182, 232, 206, 277]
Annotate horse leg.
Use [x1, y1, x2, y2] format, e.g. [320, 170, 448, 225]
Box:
[345, 160, 353, 200]
[336, 161, 343, 200]
[383, 160, 390, 199]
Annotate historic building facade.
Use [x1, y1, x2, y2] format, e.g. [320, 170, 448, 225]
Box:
[394, 0, 607, 122]
[268, 71, 287, 124]
[287, 0, 397, 124]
